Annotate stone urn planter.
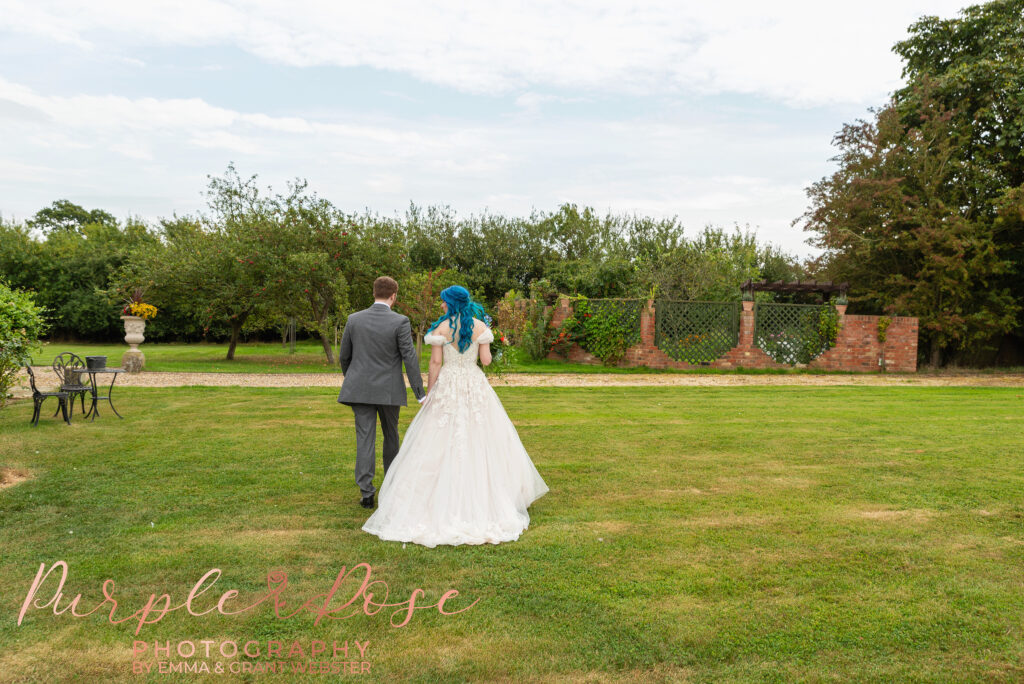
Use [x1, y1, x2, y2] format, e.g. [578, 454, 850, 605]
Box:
[121, 315, 146, 373]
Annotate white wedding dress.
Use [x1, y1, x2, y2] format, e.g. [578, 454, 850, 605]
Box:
[361, 320, 549, 548]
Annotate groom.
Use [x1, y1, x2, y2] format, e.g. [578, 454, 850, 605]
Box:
[338, 276, 426, 508]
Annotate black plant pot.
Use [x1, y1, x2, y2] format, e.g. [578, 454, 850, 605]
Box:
[85, 356, 107, 370]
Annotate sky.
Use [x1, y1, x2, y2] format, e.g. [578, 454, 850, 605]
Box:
[0, 0, 970, 257]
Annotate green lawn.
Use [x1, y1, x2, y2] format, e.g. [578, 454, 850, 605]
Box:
[37, 340, 890, 376]
[38, 340, 343, 374]
[1, 386, 1023, 682]
[36, 339, 699, 375]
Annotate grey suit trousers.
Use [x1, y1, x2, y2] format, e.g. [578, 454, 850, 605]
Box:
[351, 403, 401, 498]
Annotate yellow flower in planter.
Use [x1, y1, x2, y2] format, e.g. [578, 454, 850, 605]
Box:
[127, 302, 158, 320]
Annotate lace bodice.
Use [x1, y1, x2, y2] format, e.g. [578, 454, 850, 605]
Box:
[422, 322, 494, 428]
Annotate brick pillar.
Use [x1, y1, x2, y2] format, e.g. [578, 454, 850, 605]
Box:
[641, 299, 655, 347]
[547, 298, 571, 328]
[738, 300, 755, 348]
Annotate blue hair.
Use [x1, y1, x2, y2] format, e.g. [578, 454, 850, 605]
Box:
[426, 285, 486, 353]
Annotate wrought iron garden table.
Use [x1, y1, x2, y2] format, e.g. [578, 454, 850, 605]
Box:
[78, 367, 125, 420]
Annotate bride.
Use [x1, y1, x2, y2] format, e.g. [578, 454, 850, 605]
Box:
[362, 285, 549, 548]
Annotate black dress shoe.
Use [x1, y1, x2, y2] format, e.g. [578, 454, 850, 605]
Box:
[360, 494, 375, 508]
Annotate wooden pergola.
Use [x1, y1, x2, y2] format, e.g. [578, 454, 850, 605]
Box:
[740, 279, 849, 296]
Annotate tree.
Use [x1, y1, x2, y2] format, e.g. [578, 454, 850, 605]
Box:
[405, 204, 550, 303]
[640, 226, 790, 301]
[126, 169, 358, 362]
[27, 199, 116, 234]
[537, 204, 606, 262]
[893, 0, 1024, 196]
[2, 210, 161, 341]
[801, 93, 1019, 365]
[622, 214, 685, 266]
[0, 220, 43, 294]
[393, 268, 468, 357]
[342, 212, 410, 310]
[893, 0, 1024, 362]
[545, 256, 639, 299]
[801, 0, 1024, 365]
[268, 181, 351, 363]
[124, 166, 280, 360]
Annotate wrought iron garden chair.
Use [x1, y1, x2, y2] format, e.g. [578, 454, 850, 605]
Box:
[52, 352, 91, 419]
[25, 364, 70, 426]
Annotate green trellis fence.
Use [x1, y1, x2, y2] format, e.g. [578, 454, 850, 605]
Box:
[558, 298, 841, 367]
[754, 302, 837, 365]
[654, 300, 740, 364]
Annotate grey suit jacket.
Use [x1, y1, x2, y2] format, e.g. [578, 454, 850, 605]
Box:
[337, 303, 426, 407]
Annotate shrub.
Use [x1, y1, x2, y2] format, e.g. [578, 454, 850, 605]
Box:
[568, 297, 643, 366]
[814, 306, 841, 359]
[493, 289, 528, 346]
[548, 311, 579, 358]
[0, 280, 48, 407]
[519, 279, 559, 361]
[877, 316, 891, 343]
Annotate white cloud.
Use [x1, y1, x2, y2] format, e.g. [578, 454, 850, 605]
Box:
[188, 130, 261, 155]
[0, 1, 973, 255]
[0, 159, 60, 183]
[0, 74, 832, 253]
[108, 141, 154, 160]
[514, 92, 589, 116]
[1, 0, 967, 106]
[0, 76, 453, 157]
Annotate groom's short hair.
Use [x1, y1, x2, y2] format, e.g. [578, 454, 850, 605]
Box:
[373, 276, 399, 300]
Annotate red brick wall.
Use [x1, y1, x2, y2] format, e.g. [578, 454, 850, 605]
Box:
[542, 299, 918, 372]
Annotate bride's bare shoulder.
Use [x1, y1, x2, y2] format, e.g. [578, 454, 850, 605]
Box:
[426, 319, 454, 342]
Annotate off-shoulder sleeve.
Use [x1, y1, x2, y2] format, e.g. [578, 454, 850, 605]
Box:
[476, 328, 494, 345]
[424, 333, 447, 346]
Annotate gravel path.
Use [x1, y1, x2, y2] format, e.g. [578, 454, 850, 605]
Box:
[9, 367, 1024, 399]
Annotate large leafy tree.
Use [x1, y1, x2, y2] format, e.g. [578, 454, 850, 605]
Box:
[894, 0, 1024, 362]
[1, 204, 161, 340]
[0, 220, 43, 294]
[544, 255, 639, 299]
[27, 199, 116, 234]
[405, 204, 550, 303]
[114, 216, 225, 343]
[893, 0, 1024, 196]
[122, 166, 281, 360]
[801, 0, 1024, 366]
[340, 212, 410, 310]
[803, 97, 1018, 363]
[128, 169, 360, 363]
[640, 226, 797, 302]
[269, 181, 351, 363]
[196, 167, 282, 360]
